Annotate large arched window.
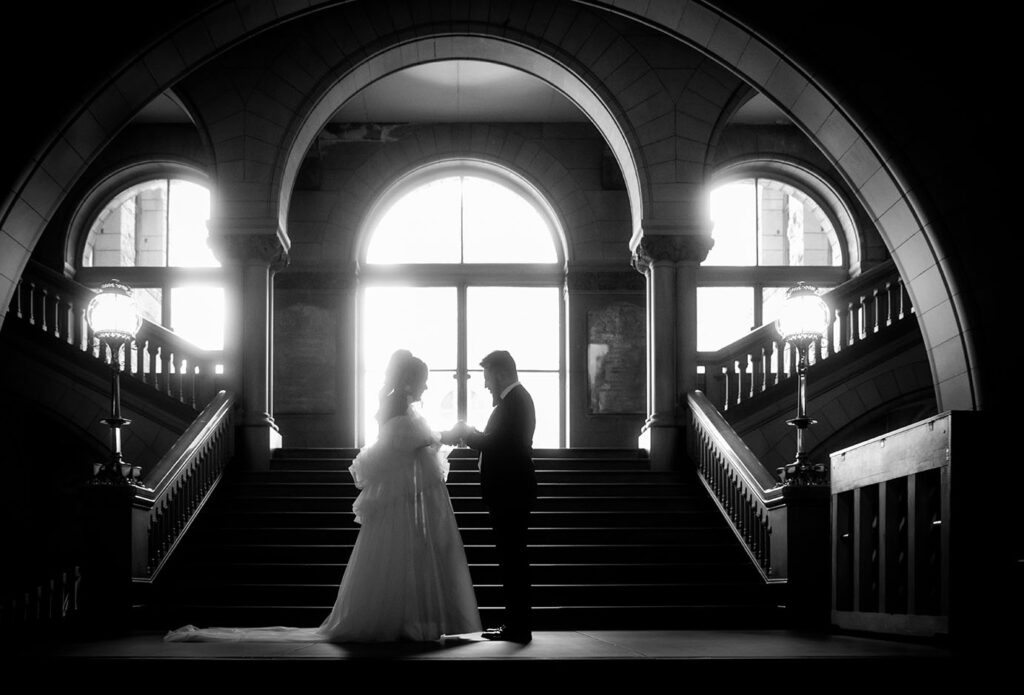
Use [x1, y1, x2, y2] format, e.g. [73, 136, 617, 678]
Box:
[78, 176, 224, 352]
[359, 163, 565, 446]
[698, 175, 850, 351]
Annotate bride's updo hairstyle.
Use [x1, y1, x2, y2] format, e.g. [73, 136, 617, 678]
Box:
[376, 349, 429, 423]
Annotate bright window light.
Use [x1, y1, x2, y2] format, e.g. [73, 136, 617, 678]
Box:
[467, 287, 559, 370]
[168, 179, 218, 267]
[462, 177, 557, 263]
[366, 175, 558, 264]
[697, 287, 754, 351]
[362, 287, 458, 444]
[171, 286, 224, 351]
[366, 177, 462, 263]
[705, 178, 841, 267]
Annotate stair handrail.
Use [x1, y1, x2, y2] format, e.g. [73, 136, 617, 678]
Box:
[699, 260, 912, 411]
[8, 260, 223, 409]
[131, 390, 236, 580]
[687, 390, 785, 581]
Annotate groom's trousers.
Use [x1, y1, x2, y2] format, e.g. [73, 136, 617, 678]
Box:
[489, 504, 532, 632]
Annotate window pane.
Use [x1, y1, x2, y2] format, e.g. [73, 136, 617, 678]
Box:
[467, 287, 560, 370]
[168, 179, 218, 267]
[134, 287, 162, 326]
[705, 179, 756, 266]
[462, 176, 558, 263]
[83, 180, 167, 267]
[757, 179, 841, 267]
[762, 286, 789, 328]
[362, 287, 458, 443]
[170, 286, 224, 350]
[466, 369, 558, 448]
[697, 287, 754, 351]
[366, 177, 462, 263]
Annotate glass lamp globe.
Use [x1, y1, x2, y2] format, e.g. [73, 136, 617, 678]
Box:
[86, 279, 142, 342]
[776, 282, 830, 344]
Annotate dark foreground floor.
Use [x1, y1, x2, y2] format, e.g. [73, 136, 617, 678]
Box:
[3, 628, 976, 684]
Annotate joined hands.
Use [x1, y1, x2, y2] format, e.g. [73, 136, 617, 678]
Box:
[440, 420, 474, 446]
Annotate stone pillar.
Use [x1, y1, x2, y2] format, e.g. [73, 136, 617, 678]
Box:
[209, 221, 290, 470]
[632, 230, 712, 471]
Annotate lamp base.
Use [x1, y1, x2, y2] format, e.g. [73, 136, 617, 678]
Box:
[777, 458, 828, 487]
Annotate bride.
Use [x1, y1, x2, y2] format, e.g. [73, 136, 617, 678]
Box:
[165, 350, 481, 643]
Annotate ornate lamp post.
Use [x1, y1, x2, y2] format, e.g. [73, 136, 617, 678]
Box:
[86, 280, 143, 486]
[775, 282, 831, 486]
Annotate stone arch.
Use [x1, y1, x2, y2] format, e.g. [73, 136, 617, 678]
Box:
[353, 156, 571, 267]
[304, 124, 595, 266]
[274, 36, 646, 250]
[0, 0, 978, 410]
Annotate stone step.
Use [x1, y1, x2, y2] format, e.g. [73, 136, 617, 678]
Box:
[175, 542, 750, 565]
[163, 581, 778, 607]
[161, 561, 759, 584]
[232, 470, 683, 484]
[221, 482, 700, 498]
[200, 510, 722, 529]
[272, 448, 649, 461]
[196, 526, 735, 545]
[218, 495, 711, 513]
[270, 457, 653, 472]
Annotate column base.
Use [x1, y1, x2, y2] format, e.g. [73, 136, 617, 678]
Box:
[638, 419, 681, 472]
[239, 420, 282, 471]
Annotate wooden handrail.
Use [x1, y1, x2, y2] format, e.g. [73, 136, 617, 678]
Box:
[688, 391, 782, 498]
[687, 391, 784, 581]
[8, 261, 223, 410]
[698, 260, 912, 412]
[131, 391, 236, 579]
[686, 390, 831, 607]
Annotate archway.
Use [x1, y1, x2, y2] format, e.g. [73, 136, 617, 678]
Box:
[0, 0, 979, 411]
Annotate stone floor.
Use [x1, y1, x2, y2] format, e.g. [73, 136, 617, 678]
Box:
[4, 628, 974, 684]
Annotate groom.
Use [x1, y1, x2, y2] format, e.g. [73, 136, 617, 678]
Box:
[444, 350, 536, 643]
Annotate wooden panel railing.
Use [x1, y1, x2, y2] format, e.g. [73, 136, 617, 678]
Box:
[699, 260, 913, 412]
[131, 390, 235, 580]
[8, 261, 223, 410]
[687, 391, 786, 581]
[830, 411, 964, 636]
[0, 566, 81, 630]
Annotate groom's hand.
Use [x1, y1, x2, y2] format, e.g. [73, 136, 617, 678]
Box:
[440, 422, 465, 445]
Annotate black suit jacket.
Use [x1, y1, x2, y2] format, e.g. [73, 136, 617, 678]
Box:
[464, 384, 537, 510]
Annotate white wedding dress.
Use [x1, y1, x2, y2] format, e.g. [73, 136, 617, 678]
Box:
[165, 409, 481, 643]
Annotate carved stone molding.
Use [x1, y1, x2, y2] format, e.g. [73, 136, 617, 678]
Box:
[567, 267, 645, 292]
[275, 265, 359, 291]
[208, 229, 290, 268]
[631, 233, 715, 271]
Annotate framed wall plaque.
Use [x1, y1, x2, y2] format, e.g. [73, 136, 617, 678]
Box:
[587, 301, 645, 414]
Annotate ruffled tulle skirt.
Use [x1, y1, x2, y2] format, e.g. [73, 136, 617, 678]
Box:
[165, 436, 480, 644]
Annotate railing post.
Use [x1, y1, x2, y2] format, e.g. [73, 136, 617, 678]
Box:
[737, 353, 751, 405]
[81, 485, 135, 634]
[781, 486, 831, 626]
[753, 344, 766, 397]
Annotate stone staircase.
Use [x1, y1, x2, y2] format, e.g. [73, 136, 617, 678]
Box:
[154, 447, 786, 629]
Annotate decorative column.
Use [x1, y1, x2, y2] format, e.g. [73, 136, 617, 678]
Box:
[631, 229, 712, 471]
[209, 221, 290, 470]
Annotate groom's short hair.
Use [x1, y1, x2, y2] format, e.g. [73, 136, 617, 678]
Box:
[480, 350, 517, 378]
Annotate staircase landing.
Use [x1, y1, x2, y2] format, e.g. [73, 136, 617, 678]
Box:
[153, 447, 786, 630]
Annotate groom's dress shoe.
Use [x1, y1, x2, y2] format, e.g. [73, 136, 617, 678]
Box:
[481, 626, 531, 643]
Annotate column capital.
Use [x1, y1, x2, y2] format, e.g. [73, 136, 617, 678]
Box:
[207, 219, 291, 267]
[631, 231, 714, 271]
